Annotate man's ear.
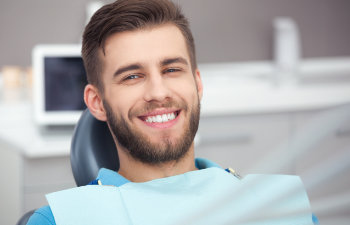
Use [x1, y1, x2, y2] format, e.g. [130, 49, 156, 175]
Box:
[194, 69, 203, 101]
[84, 84, 107, 121]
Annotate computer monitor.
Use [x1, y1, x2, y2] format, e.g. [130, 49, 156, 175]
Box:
[32, 44, 88, 126]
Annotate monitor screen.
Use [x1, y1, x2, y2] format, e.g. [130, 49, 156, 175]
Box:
[44, 57, 87, 111]
[33, 44, 88, 126]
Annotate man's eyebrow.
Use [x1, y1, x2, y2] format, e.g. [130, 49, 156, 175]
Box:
[113, 63, 143, 77]
[161, 57, 188, 66]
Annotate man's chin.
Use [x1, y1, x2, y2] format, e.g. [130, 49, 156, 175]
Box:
[145, 133, 184, 147]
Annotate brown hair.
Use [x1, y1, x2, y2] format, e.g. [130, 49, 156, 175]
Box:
[81, 0, 197, 92]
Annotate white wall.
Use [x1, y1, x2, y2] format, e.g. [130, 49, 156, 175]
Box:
[0, 0, 350, 67]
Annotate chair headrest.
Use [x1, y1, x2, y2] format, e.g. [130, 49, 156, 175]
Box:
[70, 109, 119, 186]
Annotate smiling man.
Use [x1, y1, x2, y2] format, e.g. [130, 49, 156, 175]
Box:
[90, 24, 202, 181]
[27, 0, 318, 224]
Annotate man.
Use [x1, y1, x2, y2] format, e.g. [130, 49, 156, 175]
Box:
[27, 0, 318, 224]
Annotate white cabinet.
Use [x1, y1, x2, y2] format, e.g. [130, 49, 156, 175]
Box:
[196, 113, 293, 175]
[0, 147, 75, 225]
[293, 105, 350, 225]
[196, 104, 350, 225]
[0, 102, 76, 224]
[0, 142, 22, 225]
[23, 156, 76, 212]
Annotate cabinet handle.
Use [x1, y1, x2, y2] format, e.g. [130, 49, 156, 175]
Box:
[195, 132, 252, 146]
[336, 128, 350, 138]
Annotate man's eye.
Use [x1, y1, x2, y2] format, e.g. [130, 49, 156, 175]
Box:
[164, 68, 180, 73]
[124, 74, 140, 80]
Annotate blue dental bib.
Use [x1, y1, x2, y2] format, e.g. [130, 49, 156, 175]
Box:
[47, 167, 313, 225]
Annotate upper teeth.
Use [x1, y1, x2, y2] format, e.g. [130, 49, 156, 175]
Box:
[145, 113, 176, 123]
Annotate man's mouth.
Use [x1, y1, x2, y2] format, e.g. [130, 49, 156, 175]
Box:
[140, 110, 180, 124]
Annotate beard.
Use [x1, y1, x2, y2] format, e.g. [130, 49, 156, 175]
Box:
[103, 97, 200, 165]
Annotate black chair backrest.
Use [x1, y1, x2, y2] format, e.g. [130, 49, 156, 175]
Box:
[70, 109, 119, 186]
[16, 209, 36, 225]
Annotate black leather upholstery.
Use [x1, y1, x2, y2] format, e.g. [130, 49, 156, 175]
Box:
[16, 209, 36, 225]
[70, 109, 119, 186]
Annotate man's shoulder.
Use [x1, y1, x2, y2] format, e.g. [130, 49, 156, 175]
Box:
[26, 205, 55, 225]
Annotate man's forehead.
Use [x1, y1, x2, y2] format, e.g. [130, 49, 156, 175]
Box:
[101, 24, 190, 64]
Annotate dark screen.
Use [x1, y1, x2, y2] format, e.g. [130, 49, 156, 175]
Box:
[44, 57, 88, 111]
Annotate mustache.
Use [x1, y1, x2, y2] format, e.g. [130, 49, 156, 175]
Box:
[129, 99, 188, 119]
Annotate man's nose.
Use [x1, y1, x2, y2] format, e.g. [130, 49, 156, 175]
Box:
[143, 73, 172, 102]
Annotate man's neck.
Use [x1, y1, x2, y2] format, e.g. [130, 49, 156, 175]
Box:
[116, 144, 197, 183]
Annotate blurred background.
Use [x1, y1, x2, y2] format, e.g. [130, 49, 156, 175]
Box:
[1, 0, 350, 66]
[0, 0, 350, 224]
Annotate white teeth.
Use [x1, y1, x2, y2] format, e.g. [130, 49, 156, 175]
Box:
[162, 114, 168, 122]
[152, 117, 157, 123]
[145, 112, 177, 123]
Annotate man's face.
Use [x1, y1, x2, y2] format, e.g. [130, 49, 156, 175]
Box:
[100, 24, 203, 164]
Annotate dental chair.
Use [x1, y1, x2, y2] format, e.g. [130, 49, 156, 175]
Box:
[70, 108, 118, 186]
[16, 109, 118, 225]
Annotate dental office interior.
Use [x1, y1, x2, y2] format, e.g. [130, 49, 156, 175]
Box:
[1, 0, 350, 224]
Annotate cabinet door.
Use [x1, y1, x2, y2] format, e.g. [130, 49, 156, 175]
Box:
[293, 105, 350, 225]
[195, 113, 292, 175]
[23, 156, 76, 212]
[0, 145, 22, 225]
